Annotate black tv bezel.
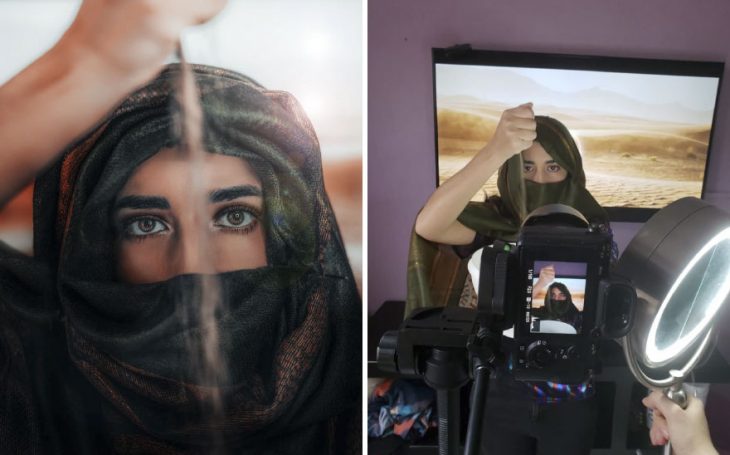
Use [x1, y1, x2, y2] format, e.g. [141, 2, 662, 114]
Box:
[432, 47, 725, 223]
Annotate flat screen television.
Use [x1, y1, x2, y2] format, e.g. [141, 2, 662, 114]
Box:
[432, 47, 724, 222]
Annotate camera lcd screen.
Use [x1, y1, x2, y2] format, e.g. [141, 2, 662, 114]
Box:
[529, 260, 588, 335]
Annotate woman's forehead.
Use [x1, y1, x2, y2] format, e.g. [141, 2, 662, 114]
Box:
[118, 148, 261, 197]
[522, 142, 554, 162]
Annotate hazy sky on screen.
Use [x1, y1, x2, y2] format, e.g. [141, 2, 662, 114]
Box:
[436, 63, 720, 125]
[0, 0, 362, 160]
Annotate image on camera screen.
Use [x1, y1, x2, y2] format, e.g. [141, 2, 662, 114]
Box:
[529, 260, 587, 335]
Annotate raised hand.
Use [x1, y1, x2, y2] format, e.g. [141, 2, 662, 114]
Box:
[60, 0, 228, 86]
[415, 102, 537, 245]
[0, 0, 227, 206]
[532, 264, 555, 302]
[487, 102, 537, 164]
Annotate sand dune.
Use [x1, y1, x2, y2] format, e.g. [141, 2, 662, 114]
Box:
[585, 172, 700, 208]
[441, 153, 701, 208]
[437, 108, 498, 141]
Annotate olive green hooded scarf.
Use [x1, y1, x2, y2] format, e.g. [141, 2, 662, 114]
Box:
[406, 116, 607, 315]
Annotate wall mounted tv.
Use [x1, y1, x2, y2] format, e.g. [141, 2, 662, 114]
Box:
[432, 47, 724, 222]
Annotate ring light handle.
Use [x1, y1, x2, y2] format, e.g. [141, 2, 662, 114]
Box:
[664, 370, 688, 409]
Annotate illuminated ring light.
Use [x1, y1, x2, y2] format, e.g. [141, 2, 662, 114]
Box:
[617, 197, 730, 388]
[645, 227, 730, 365]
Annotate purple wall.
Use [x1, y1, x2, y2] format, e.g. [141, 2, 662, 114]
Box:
[368, 0, 730, 314]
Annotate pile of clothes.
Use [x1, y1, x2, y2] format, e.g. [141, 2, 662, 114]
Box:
[368, 379, 437, 441]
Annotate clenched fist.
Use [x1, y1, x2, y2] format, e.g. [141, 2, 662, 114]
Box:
[60, 0, 227, 86]
[488, 103, 537, 164]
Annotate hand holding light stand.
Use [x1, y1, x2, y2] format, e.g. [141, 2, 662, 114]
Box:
[616, 198, 730, 455]
[618, 197, 730, 407]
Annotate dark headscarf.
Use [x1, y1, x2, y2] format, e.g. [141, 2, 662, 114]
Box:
[540, 282, 581, 330]
[0, 65, 360, 454]
[543, 282, 574, 317]
[406, 116, 607, 315]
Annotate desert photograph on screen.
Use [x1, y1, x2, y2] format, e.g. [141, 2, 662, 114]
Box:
[435, 64, 720, 208]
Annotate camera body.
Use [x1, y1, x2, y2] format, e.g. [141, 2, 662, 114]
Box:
[477, 207, 635, 384]
[378, 205, 635, 387]
[512, 222, 611, 383]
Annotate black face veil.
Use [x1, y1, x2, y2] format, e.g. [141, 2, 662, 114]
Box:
[0, 65, 361, 454]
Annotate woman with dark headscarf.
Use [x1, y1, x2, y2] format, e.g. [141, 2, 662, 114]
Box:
[411, 104, 607, 454]
[533, 282, 583, 331]
[0, 65, 360, 454]
[545, 283, 580, 321]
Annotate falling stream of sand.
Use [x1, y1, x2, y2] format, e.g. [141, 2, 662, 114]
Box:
[175, 43, 227, 434]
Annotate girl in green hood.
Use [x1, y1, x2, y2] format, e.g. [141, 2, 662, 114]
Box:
[415, 102, 605, 251]
[410, 103, 607, 312]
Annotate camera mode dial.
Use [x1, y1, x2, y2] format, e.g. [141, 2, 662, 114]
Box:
[526, 341, 553, 368]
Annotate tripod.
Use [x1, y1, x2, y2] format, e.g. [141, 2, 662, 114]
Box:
[421, 323, 502, 455]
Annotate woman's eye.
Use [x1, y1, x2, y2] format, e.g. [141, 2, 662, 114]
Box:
[214, 207, 258, 230]
[547, 164, 562, 173]
[523, 164, 535, 173]
[124, 217, 168, 237]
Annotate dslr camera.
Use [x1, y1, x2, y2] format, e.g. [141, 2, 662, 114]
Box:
[475, 204, 635, 383]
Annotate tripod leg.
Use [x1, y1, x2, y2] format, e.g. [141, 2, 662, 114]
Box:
[436, 388, 461, 455]
[464, 364, 490, 455]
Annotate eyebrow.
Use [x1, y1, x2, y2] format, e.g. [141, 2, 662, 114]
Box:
[209, 185, 262, 203]
[523, 159, 558, 165]
[114, 185, 262, 211]
[115, 195, 170, 210]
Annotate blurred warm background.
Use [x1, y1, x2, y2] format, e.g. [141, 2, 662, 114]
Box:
[0, 0, 362, 288]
